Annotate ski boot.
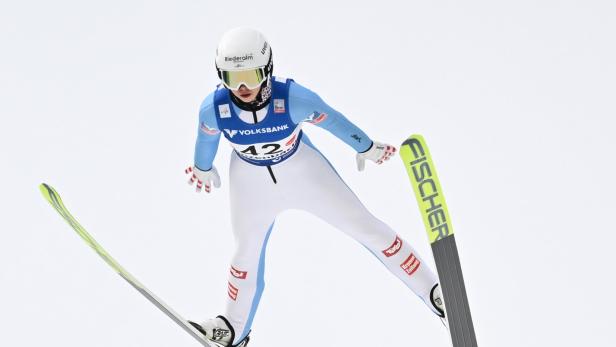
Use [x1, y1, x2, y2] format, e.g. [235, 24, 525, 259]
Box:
[429, 283, 448, 328]
[189, 316, 250, 347]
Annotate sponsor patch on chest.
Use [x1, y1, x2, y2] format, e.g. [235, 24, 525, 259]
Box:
[218, 104, 231, 118]
[224, 124, 289, 138]
[274, 99, 285, 113]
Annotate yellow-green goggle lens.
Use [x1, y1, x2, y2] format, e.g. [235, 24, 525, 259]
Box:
[221, 68, 266, 90]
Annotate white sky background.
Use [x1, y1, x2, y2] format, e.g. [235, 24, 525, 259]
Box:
[1, 1, 615, 346]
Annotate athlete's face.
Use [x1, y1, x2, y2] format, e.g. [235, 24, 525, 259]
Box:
[231, 84, 260, 103]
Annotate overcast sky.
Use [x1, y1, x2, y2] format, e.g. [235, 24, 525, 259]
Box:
[1, 1, 615, 346]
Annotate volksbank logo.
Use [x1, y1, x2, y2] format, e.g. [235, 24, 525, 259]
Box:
[223, 125, 289, 138]
[224, 129, 238, 138]
[225, 54, 254, 62]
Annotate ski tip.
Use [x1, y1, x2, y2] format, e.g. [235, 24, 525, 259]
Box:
[39, 183, 52, 195]
[400, 134, 425, 148]
[39, 183, 71, 215]
[39, 183, 60, 204]
[400, 134, 427, 157]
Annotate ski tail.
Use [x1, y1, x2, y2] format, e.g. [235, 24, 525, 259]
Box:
[39, 183, 214, 347]
[399, 136, 478, 347]
[432, 234, 477, 347]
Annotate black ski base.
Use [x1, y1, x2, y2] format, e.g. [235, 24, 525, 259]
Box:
[432, 235, 478, 347]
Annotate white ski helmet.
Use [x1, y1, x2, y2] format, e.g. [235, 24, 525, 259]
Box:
[215, 27, 273, 90]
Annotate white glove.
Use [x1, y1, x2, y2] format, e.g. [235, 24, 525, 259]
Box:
[355, 141, 397, 171]
[185, 165, 221, 193]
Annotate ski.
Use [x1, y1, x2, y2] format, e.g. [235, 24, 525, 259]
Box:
[39, 183, 217, 347]
[399, 135, 478, 347]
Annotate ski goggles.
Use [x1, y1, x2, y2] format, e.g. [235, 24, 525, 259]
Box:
[220, 67, 267, 90]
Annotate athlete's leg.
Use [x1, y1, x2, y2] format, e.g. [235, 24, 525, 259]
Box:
[224, 153, 282, 344]
[285, 142, 440, 313]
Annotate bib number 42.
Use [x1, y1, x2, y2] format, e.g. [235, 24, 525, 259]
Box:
[240, 143, 282, 156]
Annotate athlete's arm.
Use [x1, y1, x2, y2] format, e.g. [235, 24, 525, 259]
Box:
[194, 93, 222, 171]
[288, 81, 373, 153]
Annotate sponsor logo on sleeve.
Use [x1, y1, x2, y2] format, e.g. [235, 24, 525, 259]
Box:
[230, 266, 248, 279]
[382, 235, 403, 257]
[274, 99, 285, 113]
[306, 112, 327, 125]
[400, 253, 421, 276]
[218, 104, 231, 118]
[228, 282, 239, 301]
[200, 122, 220, 135]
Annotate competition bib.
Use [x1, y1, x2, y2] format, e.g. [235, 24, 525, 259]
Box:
[228, 125, 302, 164]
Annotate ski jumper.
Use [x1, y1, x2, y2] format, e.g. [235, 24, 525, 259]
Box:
[194, 77, 439, 344]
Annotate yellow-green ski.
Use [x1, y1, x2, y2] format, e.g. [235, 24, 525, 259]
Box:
[399, 135, 454, 244]
[39, 183, 215, 347]
[399, 135, 478, 347]
[39, 183, 128, 276]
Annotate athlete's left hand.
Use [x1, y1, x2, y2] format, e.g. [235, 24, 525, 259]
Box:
[356, 141, 397, 171]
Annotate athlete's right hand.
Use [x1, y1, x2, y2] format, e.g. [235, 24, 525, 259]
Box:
[185, 165, 221, 193]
